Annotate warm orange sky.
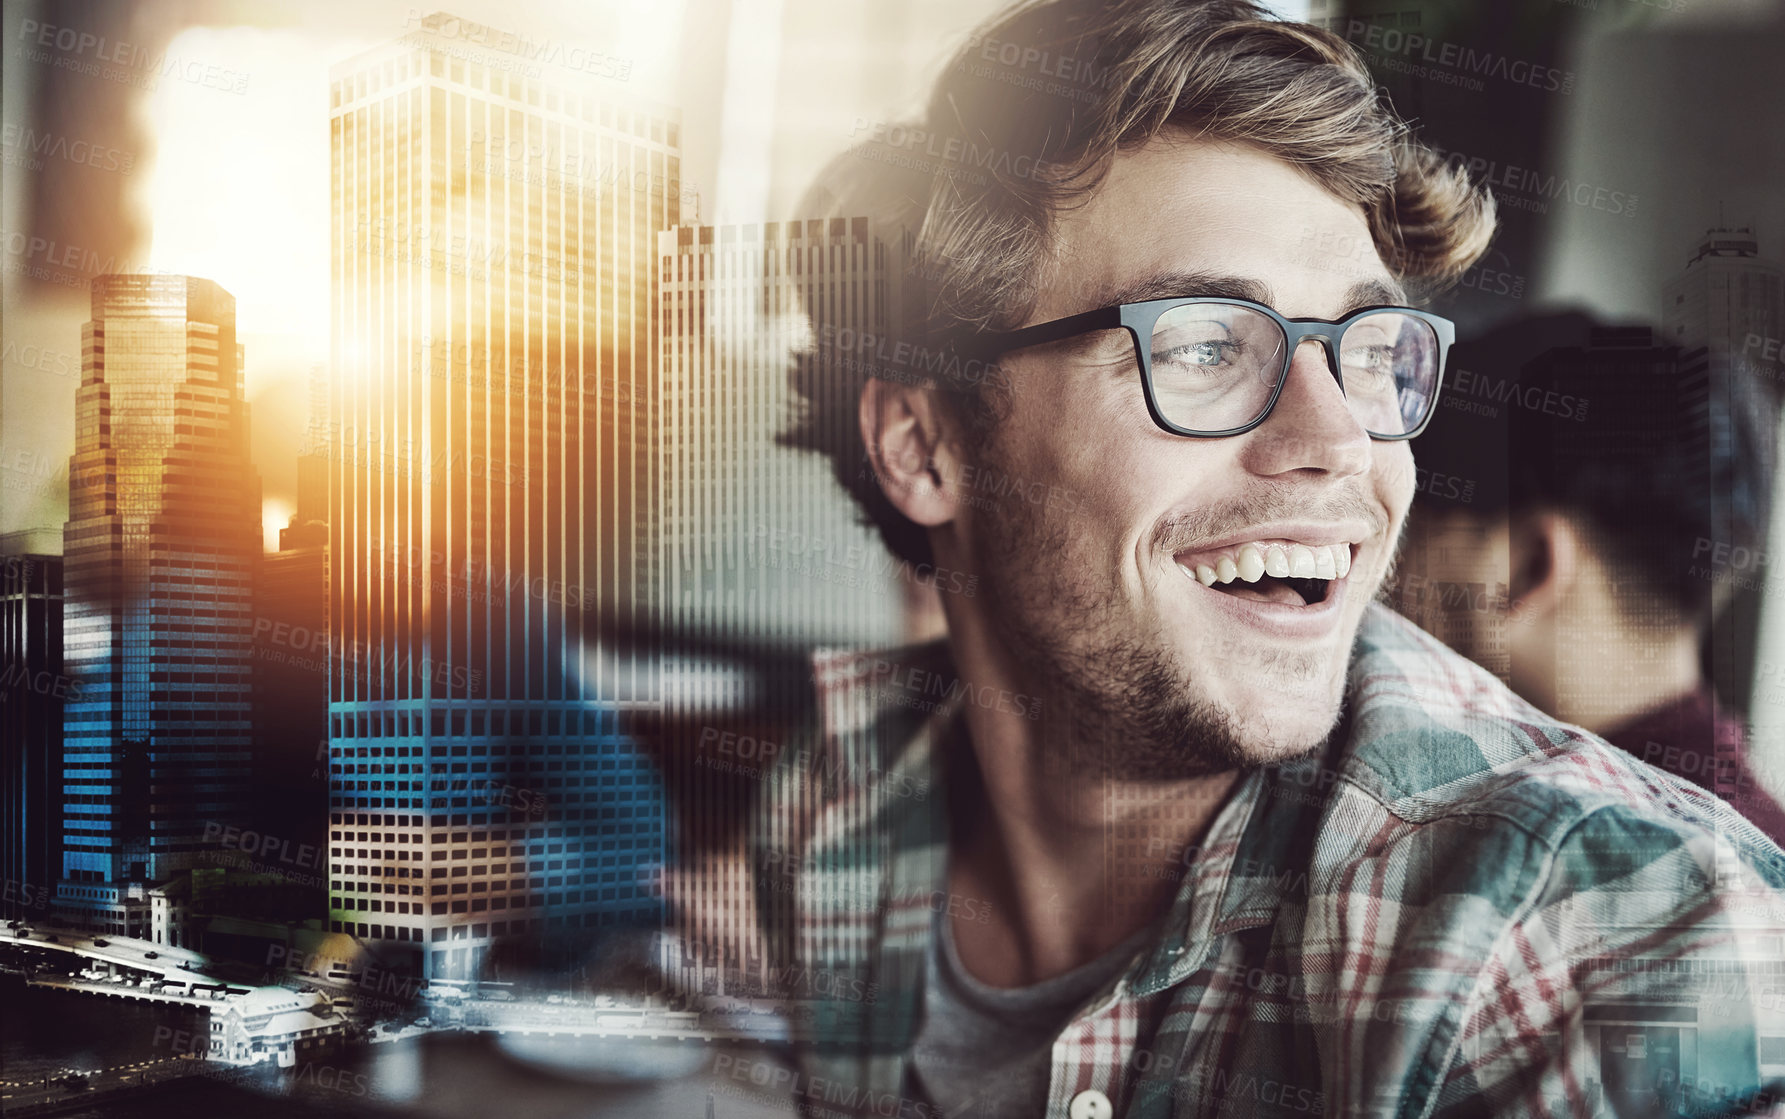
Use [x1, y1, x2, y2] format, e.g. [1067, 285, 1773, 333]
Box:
[4, 0, 1024, 547]
[3, 0, 702, 550]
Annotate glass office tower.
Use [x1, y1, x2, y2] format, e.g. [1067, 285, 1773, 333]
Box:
[58, 275, 261, 935]
[327, 14, 679, 978]
[1, 537, 64, 921]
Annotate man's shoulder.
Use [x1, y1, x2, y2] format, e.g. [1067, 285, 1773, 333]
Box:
[807, 638, 969, 773]
[1337, 604, 1785, 876]
[750, 639, 956, 834]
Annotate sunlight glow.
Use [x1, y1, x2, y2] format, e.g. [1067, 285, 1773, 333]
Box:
[138, 27, 348, 361]
[262, 496, 294, 552]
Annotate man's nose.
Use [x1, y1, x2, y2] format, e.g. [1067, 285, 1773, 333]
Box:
[1238, 337, 1373, 478]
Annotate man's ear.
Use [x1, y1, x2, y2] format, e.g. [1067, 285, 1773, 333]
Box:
[1508, 510, 1580, 620]
[859, 377, 960, 529]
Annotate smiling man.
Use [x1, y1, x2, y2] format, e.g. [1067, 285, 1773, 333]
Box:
[687, 1, 1785, 1116]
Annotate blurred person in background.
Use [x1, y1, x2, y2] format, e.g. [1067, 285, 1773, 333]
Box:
[1392, 310, 1785, 844]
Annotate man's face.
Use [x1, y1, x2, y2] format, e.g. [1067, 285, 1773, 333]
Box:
[943, 135, 1416, 778]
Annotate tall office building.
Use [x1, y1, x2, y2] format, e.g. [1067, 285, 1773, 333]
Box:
[328, 13, 678, 978]
[1, 533, 64, 920]
[655, 217, 910, 997]
[658, 218, 904, 647]
[1663, 228, 1785, 727]
[57, 275, 261, 935]
[1663, 226, 1785, 363]
[252, 364, 331, 892]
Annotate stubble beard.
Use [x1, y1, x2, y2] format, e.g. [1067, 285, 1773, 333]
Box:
[970, 462, 1344, 784]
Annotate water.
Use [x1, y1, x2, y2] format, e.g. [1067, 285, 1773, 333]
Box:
[0, 973, 209, 1082]
[2, 974, 797, 1117]
[0, 973, 375, 1116]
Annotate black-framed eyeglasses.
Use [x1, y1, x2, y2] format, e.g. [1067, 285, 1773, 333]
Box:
[958, 297, 1455, 440]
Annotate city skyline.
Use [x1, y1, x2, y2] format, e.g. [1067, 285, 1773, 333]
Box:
[0, 8, 939, 986]
[4, 1, 1785, 1113]
[3, 9, 1781, 960]
[5, 0, 1780, 547]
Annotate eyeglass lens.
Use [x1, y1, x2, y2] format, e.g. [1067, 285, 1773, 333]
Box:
[1146, 304, 1440, 436]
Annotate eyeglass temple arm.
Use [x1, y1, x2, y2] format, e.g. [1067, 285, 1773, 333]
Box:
[951, 305, 1127, 359]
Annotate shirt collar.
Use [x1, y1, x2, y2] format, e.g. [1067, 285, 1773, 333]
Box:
[805, 603, 1510, 997]
[1128, 737, 1343, 995]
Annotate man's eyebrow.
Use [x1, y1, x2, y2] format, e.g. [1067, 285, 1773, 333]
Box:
[1075, 272, 1408, 316]
[1084, 271, 1273, 312]
[1339, 277, 1409, 313]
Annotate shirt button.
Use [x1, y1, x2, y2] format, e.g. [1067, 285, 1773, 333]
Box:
[1069, 1090, 1113, 1119]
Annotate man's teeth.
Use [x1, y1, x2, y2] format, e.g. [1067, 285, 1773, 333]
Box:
[1178, 542, 1352, 586]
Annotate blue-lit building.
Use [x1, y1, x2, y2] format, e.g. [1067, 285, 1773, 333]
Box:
[57, 275, 262, 935]
[325, 14, 675, 979]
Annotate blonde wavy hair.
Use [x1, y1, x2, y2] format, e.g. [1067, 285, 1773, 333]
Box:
[784, 0, 1498, 567]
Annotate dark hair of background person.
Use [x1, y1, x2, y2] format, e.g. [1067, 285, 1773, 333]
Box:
[1409, 310, 1779, 635]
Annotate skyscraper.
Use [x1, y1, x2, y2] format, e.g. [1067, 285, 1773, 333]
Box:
[1, 533, 64, 921]
[57, 275, 261, 936]
[654, 217, 915, 999]
[658, 218, 905, 648]
[252, 364, 331, 894]
[327, 13, 678, 979]
[1663, 228, 1785, 727]
[1663, 226, 1785, 364]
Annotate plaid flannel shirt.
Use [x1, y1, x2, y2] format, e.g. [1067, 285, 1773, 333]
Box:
[743, 604, 1785, 1118]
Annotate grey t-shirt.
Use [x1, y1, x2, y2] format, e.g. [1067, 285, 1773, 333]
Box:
[905, 906, 1155, 1118]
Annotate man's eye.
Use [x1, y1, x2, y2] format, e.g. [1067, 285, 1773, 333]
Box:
[1159, 339, 1243, 368]
[1344, 345, 1393, 372]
